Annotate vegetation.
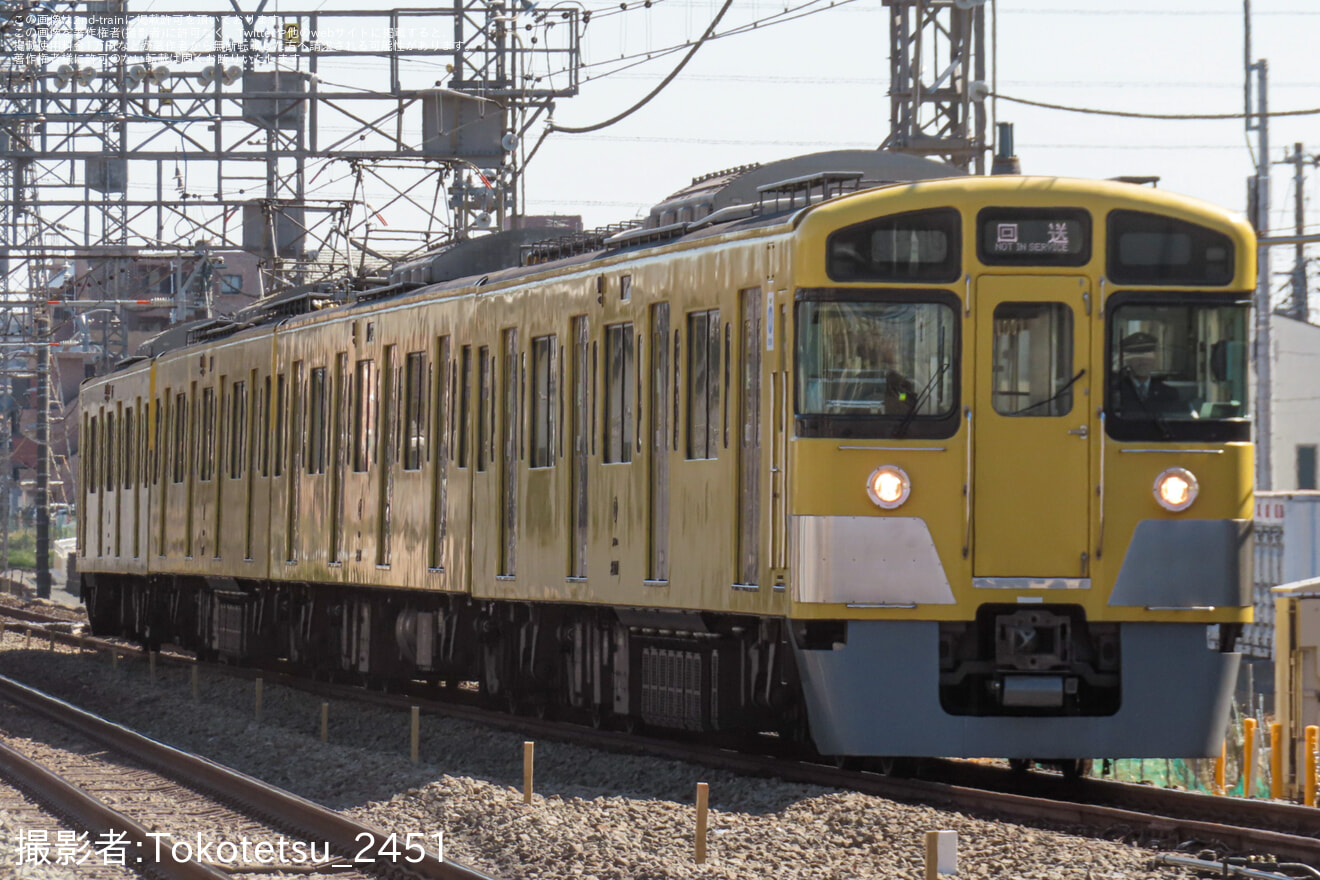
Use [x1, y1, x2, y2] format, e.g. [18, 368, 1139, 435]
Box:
[0, 523, 75, 572]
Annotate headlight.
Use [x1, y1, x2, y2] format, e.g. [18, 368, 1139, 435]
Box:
[866, 465, 911, 509]
[1153, 467, 1198, 512]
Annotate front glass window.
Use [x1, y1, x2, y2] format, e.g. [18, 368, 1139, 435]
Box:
[1106, 296, 1250, 441]
[826, 208, 961, 283]
[991, 302, 1075, 417]
[796, 293, 958, 439]
[1107, 210, 1234, 286]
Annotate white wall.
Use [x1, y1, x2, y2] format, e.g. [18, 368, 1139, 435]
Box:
[1270, 315, 1320, 491]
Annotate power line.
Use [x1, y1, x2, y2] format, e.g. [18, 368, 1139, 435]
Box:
[992, 91, 1320, 120]
[551, 0, 735, 133]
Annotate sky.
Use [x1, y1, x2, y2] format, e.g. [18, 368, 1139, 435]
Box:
[12, 0, 1320, 311]
[515, 0, 1320, 309]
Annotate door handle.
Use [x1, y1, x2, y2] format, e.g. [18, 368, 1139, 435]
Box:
[1067, 425, 1089, 437]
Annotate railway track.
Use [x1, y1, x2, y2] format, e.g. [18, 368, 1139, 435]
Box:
[3, 603, 1317, 867]
[0, 672, 497, 880]
[0, 772, 143, 879]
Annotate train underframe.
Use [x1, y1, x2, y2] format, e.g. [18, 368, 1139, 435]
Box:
[79, 572, 806, 740]
[79, 573, 1241, 762]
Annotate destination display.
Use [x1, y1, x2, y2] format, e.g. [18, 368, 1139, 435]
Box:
[977, 208, 1091, 266]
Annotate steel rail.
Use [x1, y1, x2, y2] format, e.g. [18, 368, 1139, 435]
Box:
[4, 606, 1317, 861]
[0, 675, 499, 880]
[0, 738, 231, 880]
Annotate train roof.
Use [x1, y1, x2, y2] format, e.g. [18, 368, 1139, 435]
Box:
[111, 156, 1250, 374]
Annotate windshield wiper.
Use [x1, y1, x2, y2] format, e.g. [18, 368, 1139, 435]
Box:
[1012, 369, 1085, 417]
[894, 360, 951, 438]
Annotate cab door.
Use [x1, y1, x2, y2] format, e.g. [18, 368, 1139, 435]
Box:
[973, 275, 1092, 581]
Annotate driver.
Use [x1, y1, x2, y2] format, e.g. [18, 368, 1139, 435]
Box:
[1116, 331, 1183, 415]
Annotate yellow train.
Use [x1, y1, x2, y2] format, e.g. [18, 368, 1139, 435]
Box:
[78, 156, 1255, 765]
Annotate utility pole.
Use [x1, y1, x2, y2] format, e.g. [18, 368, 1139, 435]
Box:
[1245, 0, 1272, 490]
[881, 0, 989, 173]
[1282, 142, 1317, 321]
[35, 304, 49, 599]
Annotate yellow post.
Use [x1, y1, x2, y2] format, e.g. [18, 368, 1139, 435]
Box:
[1305, 725, 1318, 808]
[254, 677, 263, 722]
[695, 782, 709, 864]
[1270, 722, 1283, 800]
[522, 742, 534, 804]
[191, 664, 199, 700]
[1243, 717, 1257, 797]
[410, 706, 420, 763]
[321, 703, 329, 743]
[1214, 740, 1226, 796]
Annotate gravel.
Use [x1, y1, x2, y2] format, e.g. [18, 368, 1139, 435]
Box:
[0, 622, 1197, 880]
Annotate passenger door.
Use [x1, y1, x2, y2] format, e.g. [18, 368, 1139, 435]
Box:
[973, 275, 1092, 582]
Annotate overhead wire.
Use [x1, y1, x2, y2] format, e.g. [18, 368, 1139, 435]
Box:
[550, 0, 733, 134]
[991, 91, 1320, 121]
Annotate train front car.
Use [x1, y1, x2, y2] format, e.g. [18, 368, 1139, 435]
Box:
[787, 177, 1255, 762]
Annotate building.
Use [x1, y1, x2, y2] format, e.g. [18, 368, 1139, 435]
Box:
[1267, 313, 1320, 491]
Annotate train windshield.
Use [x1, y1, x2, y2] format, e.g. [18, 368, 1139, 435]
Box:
[1105, 296, 1250, 441]
[795, 293, 959, 439]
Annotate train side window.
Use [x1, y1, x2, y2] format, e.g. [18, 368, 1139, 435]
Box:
[990, 302, 1075, 417]
[458, 346, 471, 468]
[686, 309, 720, 460]
[88, 416, 98, 494]
[826, 208, 961, 283]
[353, 359, 374, 472]
[273, 375, 286, 477]
[591, 340, 598, 457]
[290, 363, 304, 477]
[477, 345, 491, 472]
[259, 377, 271, 477]
[380, 346, 398, 472]
[403, 351, 426, 471]
[153, 397, 163, 485]
[139, 404, 148, 489]
[672, 328, 680, 452]
[123, 407, 134, 490]
[199, 387, 216, 481]
[172, 391, 187, 483]
[104, 412, 115, 492]
[557, 337, 565, 461]
[530, 335, 557, 468]
[723, 321, 731, 449]
[604, 323, 634, 463]
[231, 381, 247, 479]
[307, 368, 327, 475]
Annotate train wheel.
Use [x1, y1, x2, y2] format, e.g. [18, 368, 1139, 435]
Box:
[1059, 759, 1092, 782]
[877, 757, 916, 778]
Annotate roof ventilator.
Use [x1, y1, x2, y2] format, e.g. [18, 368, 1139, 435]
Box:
[521, 222, 641, 266]
[755, 171, 865, 214]
[352, 281, 425, 304]
[604, 222, 689, 251]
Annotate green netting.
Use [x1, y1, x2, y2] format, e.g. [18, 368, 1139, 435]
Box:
[1099, 702, 1274, 798]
